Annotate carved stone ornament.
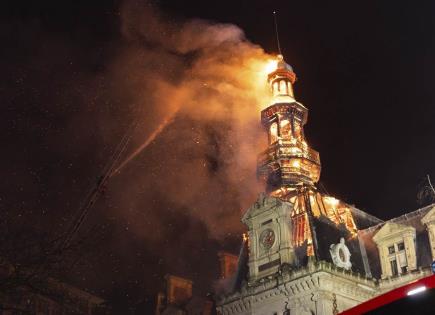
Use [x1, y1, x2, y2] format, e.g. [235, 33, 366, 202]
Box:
[330, 237, 352, 270]
[259, 228, 276, 249]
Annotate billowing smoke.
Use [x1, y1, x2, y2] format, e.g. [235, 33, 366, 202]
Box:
[105, 0, 274, 240]
[0, 0, 277, 301]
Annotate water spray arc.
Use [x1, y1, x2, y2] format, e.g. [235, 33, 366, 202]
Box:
[60, 119, 138, 248]
[61, 109, 178, 247]
[110, 108, 180, 176]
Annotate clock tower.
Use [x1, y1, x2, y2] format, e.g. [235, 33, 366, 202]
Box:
[242, 194, 295, 281]
[242, 55, 316, 281]
[257, 54, 321, 193]
[242, 55, 357, 281]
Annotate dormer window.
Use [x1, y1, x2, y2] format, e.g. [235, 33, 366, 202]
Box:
[373, 222, 416, 279]
[421, 206, 435, 261]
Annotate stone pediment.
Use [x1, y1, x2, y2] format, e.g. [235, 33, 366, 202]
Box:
[372, 222, 415, 243]
[421, 206, 435, 225]
[241, 194, 292, 223]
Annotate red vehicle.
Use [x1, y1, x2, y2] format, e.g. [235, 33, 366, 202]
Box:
[339, 274, 435, 314]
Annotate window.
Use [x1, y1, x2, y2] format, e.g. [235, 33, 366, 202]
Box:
[279, 80, 287, 94]
[280, 119, 291, 139]
[387, 241, 408, 276]
[269, 122, 278, 144]
[293, 121, 301, 140]
[272, 82, 279, 96]
[390, 259, 398, 276]
[373, 223, 416, 279]
[287, 82, 293, 97]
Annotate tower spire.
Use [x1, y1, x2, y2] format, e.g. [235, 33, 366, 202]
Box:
[273, 11, 282, 55]
[257, 55, 321, 195]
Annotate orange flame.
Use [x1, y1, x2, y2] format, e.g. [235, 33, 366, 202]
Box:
[242, 233, 248, 242]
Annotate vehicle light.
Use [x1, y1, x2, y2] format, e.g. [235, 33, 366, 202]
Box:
[407, 285, 426, 296]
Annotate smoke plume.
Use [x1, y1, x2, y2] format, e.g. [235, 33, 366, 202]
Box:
[0, 0, 277, 301]
[106, 0, 274, 240]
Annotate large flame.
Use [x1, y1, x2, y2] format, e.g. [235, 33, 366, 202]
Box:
[263, 58, 278, 75]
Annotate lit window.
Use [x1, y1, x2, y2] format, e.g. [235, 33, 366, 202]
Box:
[279, 80, 287, 94]
[270, 122, 278, 144]
[294, 121, 301, 140]
[272, 82, 279, 96]
[280, 119, 291, 139]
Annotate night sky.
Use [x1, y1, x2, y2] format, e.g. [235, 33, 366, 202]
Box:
[2, 0, 435, 312]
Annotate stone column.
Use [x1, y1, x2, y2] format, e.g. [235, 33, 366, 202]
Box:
[312, 291, 334, 315]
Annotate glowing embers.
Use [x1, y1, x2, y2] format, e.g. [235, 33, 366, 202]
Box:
[269, 186, 298, 199]
[242, 233, 249, 243]
[321, 196, 358, 236]
[292, 212, 313, 256]
[284, 190, 358, 256]
[280, 157, 320, 185]
[257, 138, 321, 188]
[242, 232, 250, 254]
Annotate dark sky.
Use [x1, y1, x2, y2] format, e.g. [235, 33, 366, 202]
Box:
[1, 0, 435, 312]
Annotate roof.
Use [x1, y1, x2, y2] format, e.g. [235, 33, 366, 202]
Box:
[219, 198, 435, 299]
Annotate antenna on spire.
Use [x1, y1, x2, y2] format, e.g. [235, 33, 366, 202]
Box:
[273, 11, 282, 55]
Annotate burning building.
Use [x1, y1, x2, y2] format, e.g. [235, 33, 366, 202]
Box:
[215, 55, 435, 314]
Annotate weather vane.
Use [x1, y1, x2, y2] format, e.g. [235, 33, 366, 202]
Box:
[273, 10, 282, 55]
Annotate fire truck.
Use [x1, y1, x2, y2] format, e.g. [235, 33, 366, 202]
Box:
[339, 274, 435, 314]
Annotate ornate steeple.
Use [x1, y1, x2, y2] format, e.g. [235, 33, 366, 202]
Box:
[251, 55, 357, 259]
[258, 55, 321, 195]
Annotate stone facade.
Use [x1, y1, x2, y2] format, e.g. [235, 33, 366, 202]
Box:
[217, 259, 378, 315]
[216, 201, 435, 315]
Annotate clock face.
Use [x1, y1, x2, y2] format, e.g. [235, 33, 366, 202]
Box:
[260, 228, 275, 249]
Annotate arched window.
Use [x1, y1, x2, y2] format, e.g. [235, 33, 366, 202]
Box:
[273, 82, 279, 96]
[270, 122, 278, 144]
[280, 119, 291, 139]
[279, 80, 287, 95]
[294, 121, 301, 140]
